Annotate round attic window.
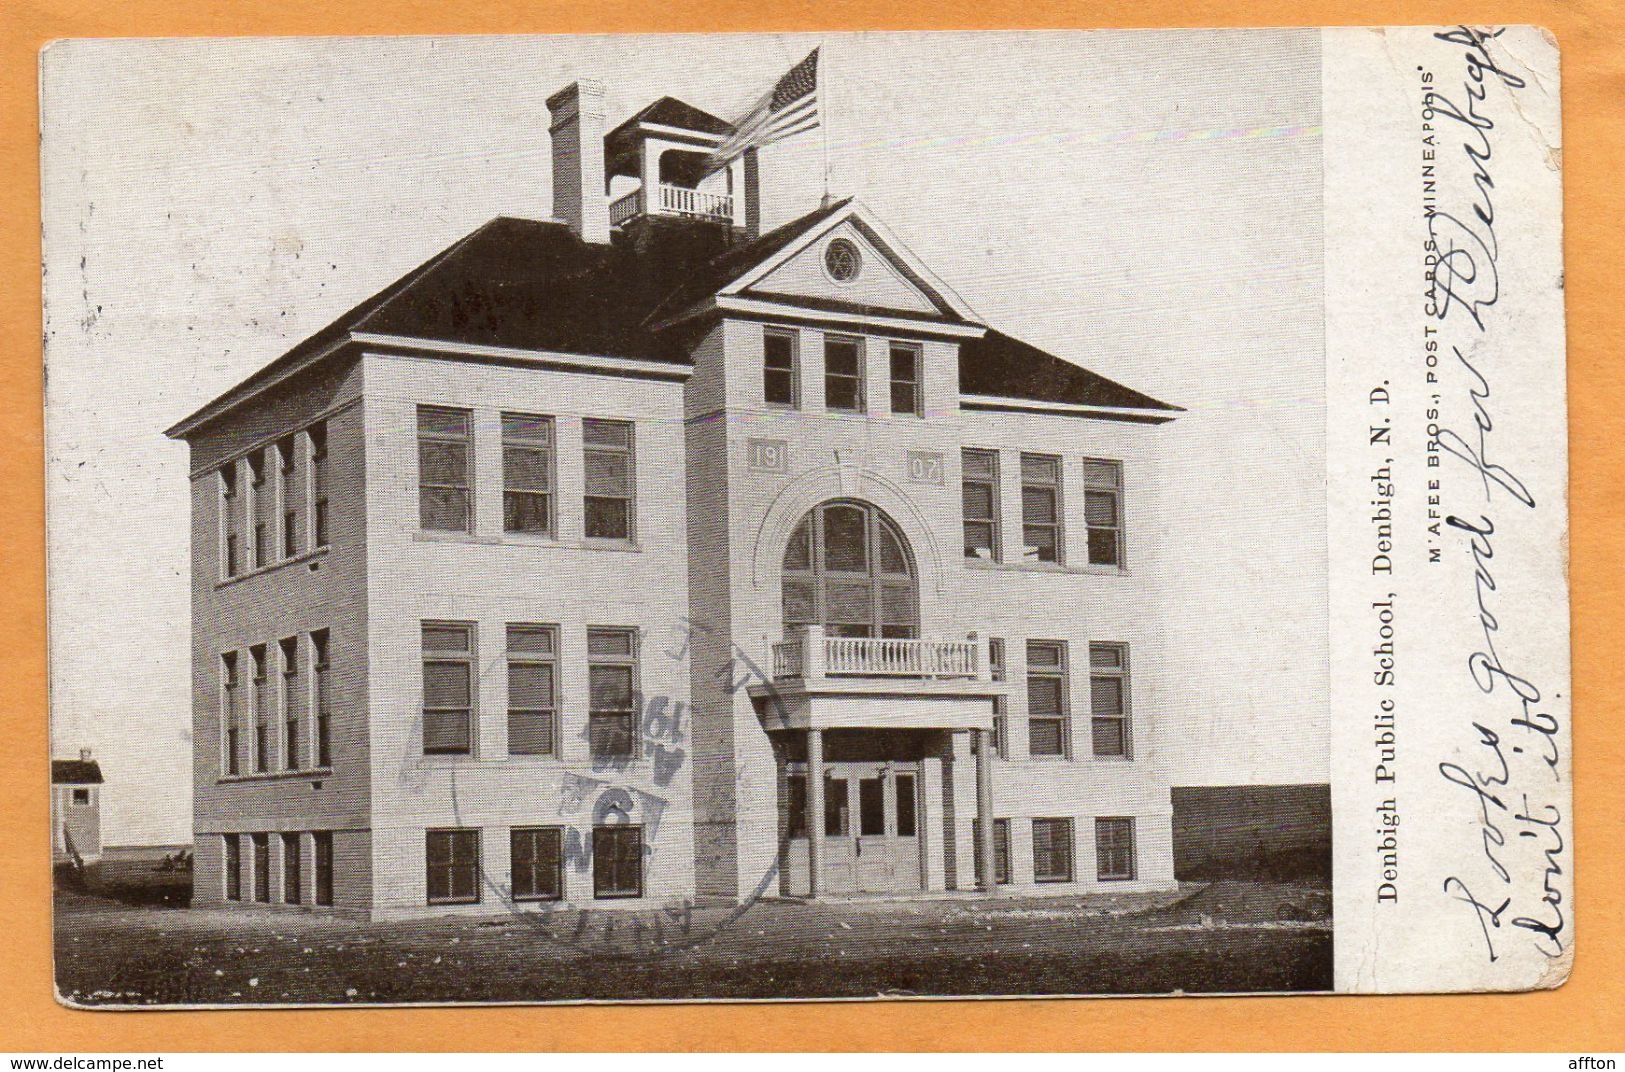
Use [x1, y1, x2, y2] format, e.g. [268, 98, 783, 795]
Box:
[823, 238, 863, 284]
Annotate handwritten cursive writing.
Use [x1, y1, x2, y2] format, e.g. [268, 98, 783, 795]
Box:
[1428, 26, 1566, 966]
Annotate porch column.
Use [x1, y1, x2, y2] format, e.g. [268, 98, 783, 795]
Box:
[806, 728, 824, 898]
[975, 728, 997, 892]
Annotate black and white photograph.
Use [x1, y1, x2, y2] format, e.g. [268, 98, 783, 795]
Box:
[40, 27, 1566, 1007]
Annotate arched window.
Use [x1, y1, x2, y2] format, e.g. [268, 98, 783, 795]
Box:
[782, 501, 917, 639]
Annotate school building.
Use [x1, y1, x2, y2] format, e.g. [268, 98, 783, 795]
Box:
[165, 79, 1185, 918]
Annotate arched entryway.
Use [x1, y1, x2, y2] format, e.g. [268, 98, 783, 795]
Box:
[781, 500, 917, 639]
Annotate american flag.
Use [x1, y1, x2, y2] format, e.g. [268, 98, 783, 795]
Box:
[707, 48, 821, 170]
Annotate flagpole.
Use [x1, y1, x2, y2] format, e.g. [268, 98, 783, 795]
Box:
[819, 41, 832, 208]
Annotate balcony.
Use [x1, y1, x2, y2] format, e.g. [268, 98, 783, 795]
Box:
[772, 627, 988, 682]
[609, 183, 735, 226]
[754, 626, 1009, 732]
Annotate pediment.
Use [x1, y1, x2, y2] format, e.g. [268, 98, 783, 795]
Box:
[743, 220, 946, 318]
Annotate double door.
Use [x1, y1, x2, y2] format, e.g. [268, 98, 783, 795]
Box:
[821, 762, 921, 894]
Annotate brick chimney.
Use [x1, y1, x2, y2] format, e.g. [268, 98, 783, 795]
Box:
[79, 747, 92, 762]
[547, 80, 610, 244]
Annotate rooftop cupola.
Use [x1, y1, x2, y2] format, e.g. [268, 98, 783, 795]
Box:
[602, 97, 757, 233]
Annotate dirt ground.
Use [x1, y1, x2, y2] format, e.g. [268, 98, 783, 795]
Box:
[55, 867, 1331, 1005]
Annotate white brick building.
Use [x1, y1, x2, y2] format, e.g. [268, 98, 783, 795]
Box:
[167, 80, 1185, 918]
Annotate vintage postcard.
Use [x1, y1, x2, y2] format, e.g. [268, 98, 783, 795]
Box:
[40, 26, 1567, 1004]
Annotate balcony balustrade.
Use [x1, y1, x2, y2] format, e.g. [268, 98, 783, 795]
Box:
[609, 183, 734, 227]
[771, 625, 990, 683]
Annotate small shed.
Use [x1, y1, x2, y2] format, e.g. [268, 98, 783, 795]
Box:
[52, 748, 104, 866]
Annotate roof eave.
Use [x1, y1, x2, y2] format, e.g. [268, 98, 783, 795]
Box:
[960, 394, 1183, 423]
[163, 334, 358, 441]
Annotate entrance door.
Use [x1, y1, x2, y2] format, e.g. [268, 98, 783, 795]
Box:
[822, 773, 856, 893]
[820, 762, 922, 894]
[854, 767, 891, 891]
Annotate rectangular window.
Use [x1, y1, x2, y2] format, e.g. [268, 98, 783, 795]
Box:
[224, 835, 241, 901]
[422, 623, 474, 755]
[497, 410, 555, 536]
[859, 777, 885, 836]
[1033, 817, 1075, 883]
[251, 644, 270, 773]
[250, 452, 269, 568]
[426, 828, 480, 905]
[309, 423, 330, 548]
[1021, 453, 1063, 564]
[1096, 817, 1137, 881]
[961, 449, 1000, 561]
[251, 832, 270, 902]
[1090, 642, 1131, 758]
[499, 412, 555, 535]
[763, 328, 798, 407]
[587, 628, 637, 758]
[895, 772, 917, 837]
[582, 419, 635, 540]
[888, 342, 921, 417]
[1027, 640, 1069, 758]
[507, 625, 557, 756]
[280, 637, 300, 770]
[312, 629, 331, 767]
[972, 817, 1011, 886]
[1084, 459, 1124, 567]
[221, 466, 240, 578]
[282, 832, 302, 904]
[277, 436, 299, 561]
[592, 825, 643, 899]
[71, 788, 90, 805]
[824, 336, 864, 413]
[510, 826, 564, 901]
[418, 405, 471, 532]
[824, 776, 848, 836]
[222, 651, 241, 776]
[313, 831, 333, 906]
[988, 637, 1008, 759]
[785, 773, 807, 839]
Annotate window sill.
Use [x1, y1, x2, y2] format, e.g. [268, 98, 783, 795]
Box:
[963, 557, 1129, 578]
[218, 767, 333, 785]
[580, 537, 641, 553]
[411, 530, 642, 554]
[216, 545, 330, 588]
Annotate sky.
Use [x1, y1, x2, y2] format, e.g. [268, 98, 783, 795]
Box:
[42, 30, 1326, 845]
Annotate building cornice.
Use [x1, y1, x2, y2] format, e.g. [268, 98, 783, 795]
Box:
[165, 332, 692, 443]
[959, 395, 1181, 424]
[674, 295, 987, 340]
[633, 122, 726, 146]
[163, 336, 357, 441]
[350, 333, 693, 382]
